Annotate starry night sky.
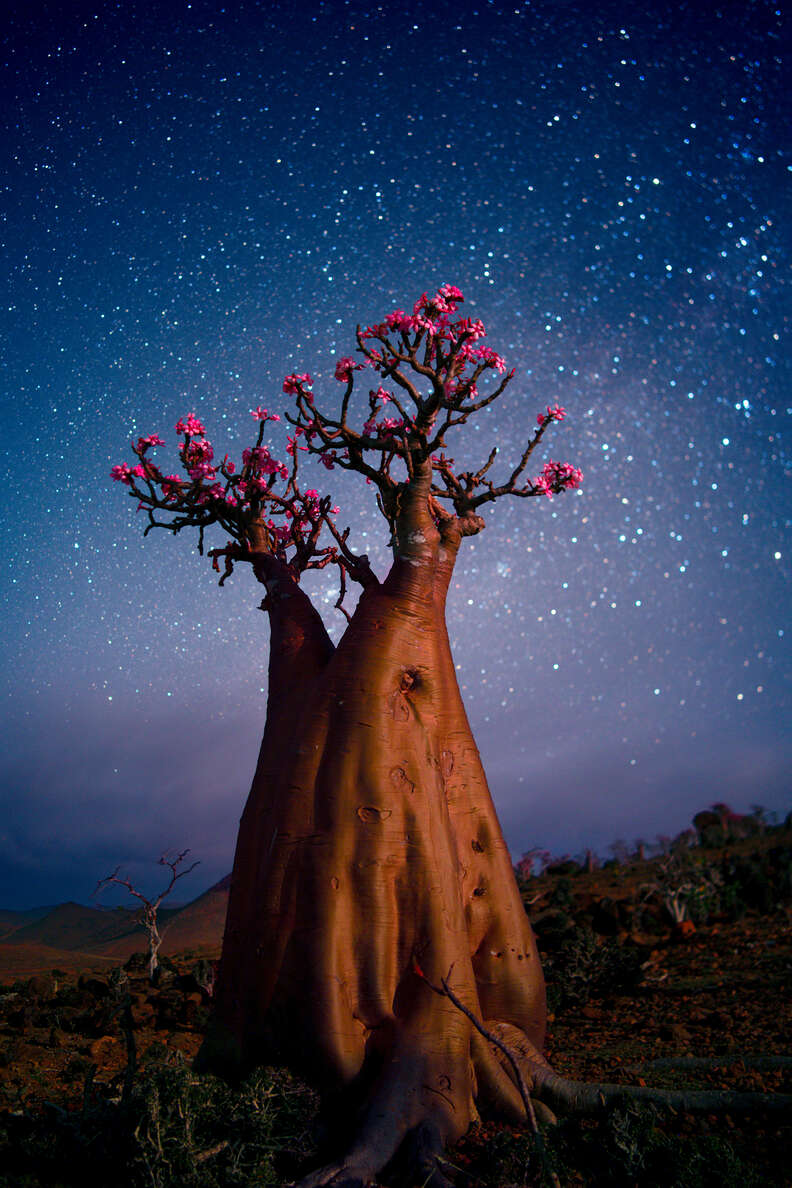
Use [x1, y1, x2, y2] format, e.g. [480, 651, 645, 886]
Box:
[1, 0, 789, 910]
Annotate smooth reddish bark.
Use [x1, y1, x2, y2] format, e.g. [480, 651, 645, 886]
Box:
[198, 466, 547, 1183]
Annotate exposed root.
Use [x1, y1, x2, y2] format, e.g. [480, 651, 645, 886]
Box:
[627, 1054, 792, 1073]
[294, 1161, 373, 1188]
[478, 1026, 792, 1118]
[532, 1069, 792, 1116]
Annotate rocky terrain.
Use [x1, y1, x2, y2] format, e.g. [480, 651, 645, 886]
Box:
[1, 828, 790, 1185]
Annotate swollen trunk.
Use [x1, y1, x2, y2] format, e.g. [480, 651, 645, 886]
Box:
[200, 529, 546, 1178]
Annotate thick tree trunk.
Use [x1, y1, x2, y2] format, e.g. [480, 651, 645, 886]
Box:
[198, 471, 546, 1182]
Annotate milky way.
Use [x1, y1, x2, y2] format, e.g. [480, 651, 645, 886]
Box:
[1, 0, 788, 908]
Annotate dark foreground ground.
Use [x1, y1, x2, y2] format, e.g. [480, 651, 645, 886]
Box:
[1, 837, 790, 1186]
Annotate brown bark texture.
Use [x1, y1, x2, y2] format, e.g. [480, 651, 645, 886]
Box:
[197, 473, 547, 1184]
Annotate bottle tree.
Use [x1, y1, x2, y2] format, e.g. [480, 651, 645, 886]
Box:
[112, 286, 582, 1186]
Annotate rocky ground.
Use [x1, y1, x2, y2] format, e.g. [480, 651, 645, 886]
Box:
[1, 836, 790, 1185]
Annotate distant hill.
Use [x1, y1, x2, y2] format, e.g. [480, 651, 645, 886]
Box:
[0, 876, 232, 979]
[4, 902, 142, 952]
[0, 906, 56, 942]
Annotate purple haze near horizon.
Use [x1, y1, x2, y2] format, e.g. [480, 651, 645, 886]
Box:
[1, 0, 789, 910]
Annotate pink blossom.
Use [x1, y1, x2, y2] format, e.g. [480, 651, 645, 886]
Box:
[188, 462, 217, 481]
[283, 372, 312, 395]
[251, 406, 279, 422]
[537, 405, 567, 427]
[180, 438, 214, 464]
[131, 464, 147, 478]
[160, 474, 182, 501]
[455, 317, 486, 342]
[334, 356, 362, 382]
[434, 283, 464, 312]
[534, 460, 583, 497]
[135, 433, 165, 452]
[360, 323, 387, 340]
[175, 413, 206, 437]
[319, 452, 335, 469]
[243, 445, 280, 475]
[472, 346, 507, 373]
[111, 463, 133, 484]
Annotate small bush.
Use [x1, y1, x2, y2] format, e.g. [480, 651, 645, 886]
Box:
[0, 1054, 318, 1187]
[542, 927, 642, 1013]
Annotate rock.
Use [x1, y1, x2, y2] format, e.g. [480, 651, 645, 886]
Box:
[78, 976, 111, 1000]
[88, 1035, 117, 1061]
[189, 958, 218, 998]
[131, 998, 156, 1030]
[124, 952, 150, 975]
[659, 1022, 691, 1044]
[26, 974, 56, 1001]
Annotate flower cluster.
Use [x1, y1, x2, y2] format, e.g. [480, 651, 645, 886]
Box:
[135, 433, 165, 452]
[174, 413, 206, 437]
[362, 415, 407, 439]
[334, 356, 364, 383]
[537, 405, 566, 427]
[533, 460, 583, 498]
[242, 444, 288, 480]
[112, 285, 581, 572]
[111, 408, 315, 553]
[110, 463, 134, 485]
[251, 406, 281, 423]
[283, 373, 312, 395]
[180, 436, 216, 481]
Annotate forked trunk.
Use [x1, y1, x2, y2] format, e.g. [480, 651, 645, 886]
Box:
[198, 476, 547, 1183]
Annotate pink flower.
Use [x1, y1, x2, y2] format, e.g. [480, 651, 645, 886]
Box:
[360, 323, 387, 340]
[537, 405, 566, 427]
[455, 317, 486, 342]
[334, 356, 362, 382]
[160, 474, 182, 501]
[286, 435, 308, 456]
[180, 438, 214, 462]
[534, 460, 583, 496]
[131, 464, 147, 478]
[242, 445, 282, 475]
[434, 283, 464, 312]
[188, 462, 217, 481]
[135, 433, 165, 452]
[319, 452, 335, 469]
[472, 346, 507, 373]
[283, 372, 312, 395]
[175, 413, 206, 437]
[111, 463, 133, 484]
